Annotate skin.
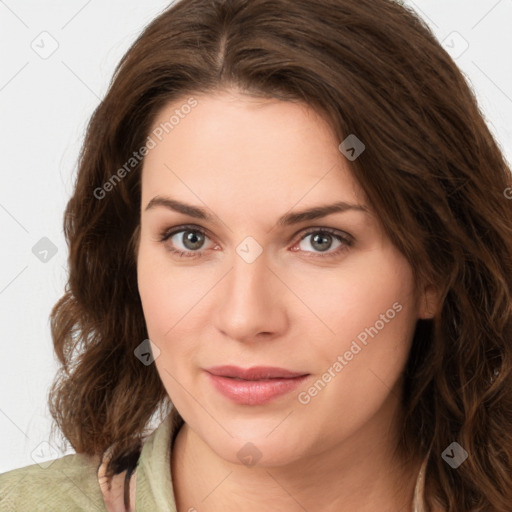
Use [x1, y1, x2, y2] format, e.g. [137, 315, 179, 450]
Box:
[136, 89, 440, 512]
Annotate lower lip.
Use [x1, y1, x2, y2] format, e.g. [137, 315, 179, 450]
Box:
[206, 372, 310, 405]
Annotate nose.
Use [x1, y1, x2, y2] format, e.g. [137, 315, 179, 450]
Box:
[213, 250, 288, 343]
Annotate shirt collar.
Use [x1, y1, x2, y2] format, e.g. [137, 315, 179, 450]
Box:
[99, 409, 432, 511]
[98, 408, 183, 511]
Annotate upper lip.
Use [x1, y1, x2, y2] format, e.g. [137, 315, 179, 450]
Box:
[205, 365, 309, 380]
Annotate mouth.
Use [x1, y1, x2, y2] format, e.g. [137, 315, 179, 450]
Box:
[205, 365, 309, 380]
[204, 366, 310, 405]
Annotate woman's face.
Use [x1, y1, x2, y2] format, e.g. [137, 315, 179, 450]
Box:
[137, 90, 435, 467]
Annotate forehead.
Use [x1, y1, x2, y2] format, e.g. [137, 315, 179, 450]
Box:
[141, 91, 368, 217]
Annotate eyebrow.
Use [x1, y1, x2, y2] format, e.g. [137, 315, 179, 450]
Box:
[144, 196, 368, 226]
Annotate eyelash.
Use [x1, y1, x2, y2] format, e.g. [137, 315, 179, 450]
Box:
[157, 224, 353, 260]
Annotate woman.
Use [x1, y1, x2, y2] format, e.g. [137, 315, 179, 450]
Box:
[1, 0, 512, 510]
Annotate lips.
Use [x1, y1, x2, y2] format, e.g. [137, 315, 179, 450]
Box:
[204, 366, 310, 405]
[205, 365, 308, 380]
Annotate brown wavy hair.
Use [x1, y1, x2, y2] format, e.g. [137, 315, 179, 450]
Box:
[48, 0, 512, 510]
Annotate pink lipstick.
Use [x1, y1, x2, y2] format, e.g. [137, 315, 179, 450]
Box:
[205, 365, 310, 405]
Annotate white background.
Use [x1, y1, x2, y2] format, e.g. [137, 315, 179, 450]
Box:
[1, 0, 511, 472]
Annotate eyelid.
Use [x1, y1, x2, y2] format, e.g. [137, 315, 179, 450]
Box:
[157, 223, 215, 244]
[296, 226, 353, 244]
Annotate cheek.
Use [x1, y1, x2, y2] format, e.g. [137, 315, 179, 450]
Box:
[137, 246, 169, 335]
[290, 250, 416, 346]
[292, 250, 418, 424]
[137, 242, 198, 335]
[136, 242, 211, 381]
[136, 247, 194, 404]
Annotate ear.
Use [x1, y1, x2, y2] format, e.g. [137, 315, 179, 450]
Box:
[418, 283, 441, 320]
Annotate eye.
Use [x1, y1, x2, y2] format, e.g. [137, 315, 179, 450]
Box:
[158, 225, 215, 258]
[291, 227, 353, 258]
[157, 224, 353, 259]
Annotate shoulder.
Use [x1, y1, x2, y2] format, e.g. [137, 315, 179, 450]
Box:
[0, 452, 106, 511]
[0, 409, 183, 512]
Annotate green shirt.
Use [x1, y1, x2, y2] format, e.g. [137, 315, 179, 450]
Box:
[1, 408, 433, 511]
[0, 409, 182, 511]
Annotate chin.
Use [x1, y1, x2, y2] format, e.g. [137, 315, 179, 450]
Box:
[200, 421, 310, 468]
